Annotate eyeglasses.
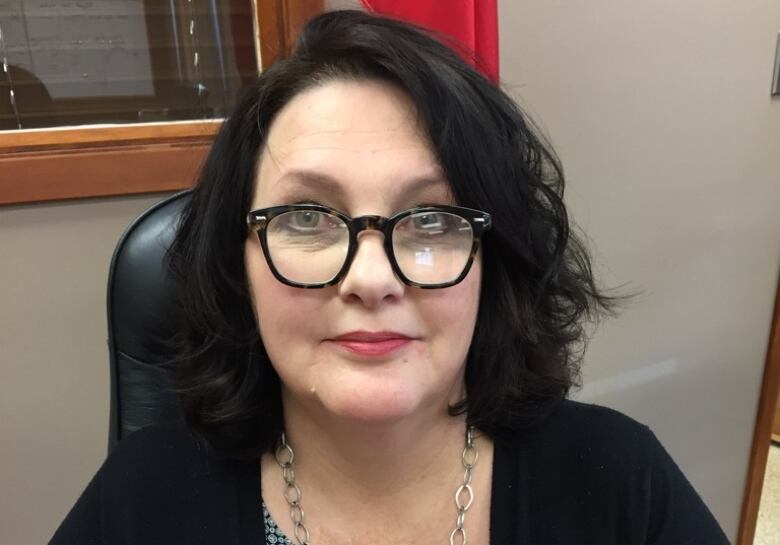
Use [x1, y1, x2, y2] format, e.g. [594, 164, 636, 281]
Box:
[246, 204, 491, 289]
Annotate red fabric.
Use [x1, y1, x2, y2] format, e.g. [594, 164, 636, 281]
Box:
[360, 0, 499, 83]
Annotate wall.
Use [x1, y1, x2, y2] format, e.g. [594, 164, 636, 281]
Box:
[497, 0, 780, 541]
[0, 194, 165, 545]
[2, 1, 780, 543]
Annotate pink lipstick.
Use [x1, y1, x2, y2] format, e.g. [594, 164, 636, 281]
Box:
[328, 331, 415, 356]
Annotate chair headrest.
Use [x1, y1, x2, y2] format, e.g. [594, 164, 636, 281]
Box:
[106, 190, 191, 447]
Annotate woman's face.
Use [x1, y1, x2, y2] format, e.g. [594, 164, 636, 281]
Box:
[245, 79, 482, 425]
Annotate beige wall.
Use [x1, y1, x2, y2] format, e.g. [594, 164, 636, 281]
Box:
[2, 1, 779, 543]
[498, 0, 780, 541]
[0, 194, 166, 545]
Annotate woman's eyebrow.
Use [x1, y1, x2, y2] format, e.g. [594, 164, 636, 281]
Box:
[273, 170, 342, 197]
[273, 169, 451, 205]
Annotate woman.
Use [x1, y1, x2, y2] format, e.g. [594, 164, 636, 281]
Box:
[51, 10, 730, 545]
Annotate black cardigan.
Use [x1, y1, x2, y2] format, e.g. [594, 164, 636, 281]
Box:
[50, 399, 731, 544]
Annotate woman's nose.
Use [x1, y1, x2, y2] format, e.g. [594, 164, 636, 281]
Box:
[337, 231, 405, 306]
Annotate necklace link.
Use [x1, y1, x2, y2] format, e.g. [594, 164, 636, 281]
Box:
[450, 526, 467, 545]
[455, 483, 475, 511]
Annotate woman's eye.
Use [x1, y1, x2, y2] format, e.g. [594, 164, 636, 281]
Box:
[293, 211, 320, 229]
[413, 213, 445, 230]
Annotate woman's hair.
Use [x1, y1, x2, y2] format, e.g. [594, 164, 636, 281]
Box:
[168, 9, 624, 459]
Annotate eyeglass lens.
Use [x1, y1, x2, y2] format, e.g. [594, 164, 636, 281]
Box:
[265, 210, 474, 285]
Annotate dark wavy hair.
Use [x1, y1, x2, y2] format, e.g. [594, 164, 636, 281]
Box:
[167, 9, 625, 459]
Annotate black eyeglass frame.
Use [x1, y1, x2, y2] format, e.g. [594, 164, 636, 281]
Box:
[246, 204, 492, 289]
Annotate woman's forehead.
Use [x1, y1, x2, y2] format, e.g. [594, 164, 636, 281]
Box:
[271, 79, 424, 140]
[255, 80, 452, 208]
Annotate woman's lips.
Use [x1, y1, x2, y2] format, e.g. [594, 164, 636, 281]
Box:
[327, 331, 415, 356]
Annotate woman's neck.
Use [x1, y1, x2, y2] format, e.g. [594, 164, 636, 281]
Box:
[260, 395, 495, 544]
[278, 394, 470, 501]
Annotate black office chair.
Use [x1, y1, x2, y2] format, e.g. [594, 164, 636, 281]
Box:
[106, 190, 191, 450]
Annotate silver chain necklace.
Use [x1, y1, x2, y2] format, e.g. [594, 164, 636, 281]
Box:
[273, 426, 479, 545]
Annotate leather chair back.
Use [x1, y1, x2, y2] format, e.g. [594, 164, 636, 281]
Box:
[106, 191, 190, 449]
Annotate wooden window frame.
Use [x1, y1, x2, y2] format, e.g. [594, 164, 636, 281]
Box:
[0, 0, 324, 206]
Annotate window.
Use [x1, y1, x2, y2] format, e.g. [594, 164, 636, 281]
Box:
[0, 0, 258, 129]
[0, 0, 324, 205]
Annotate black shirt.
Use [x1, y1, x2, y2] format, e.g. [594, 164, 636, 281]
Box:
[49, 399, 731, 544]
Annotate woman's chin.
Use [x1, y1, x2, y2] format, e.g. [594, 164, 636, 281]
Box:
[281, 356, 462, 426]
[318, 386, 423, 425]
